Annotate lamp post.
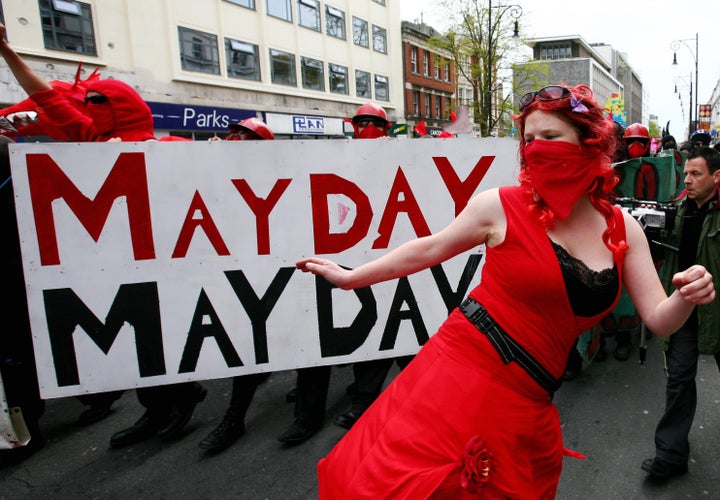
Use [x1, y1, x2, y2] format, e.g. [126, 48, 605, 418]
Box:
[486, 0, 522, 136]
[673, 73, 692, 137]
[672, 33, 699, 135]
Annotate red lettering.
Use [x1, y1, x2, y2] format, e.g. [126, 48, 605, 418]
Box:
[172, 191, 230, 258]
[26, 152, 155, 266]
[310, 174, 372, 254]
[231, 179, 291, 255]
[434, 156, 495, 215]
[372, 168, 430, 249]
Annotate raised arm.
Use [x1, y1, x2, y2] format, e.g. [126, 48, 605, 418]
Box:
[296, 187, 505, 289]
[621, 211, 715, 336]
[0, 23, 53, 95]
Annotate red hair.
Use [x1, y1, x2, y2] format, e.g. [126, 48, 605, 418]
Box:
[513, 84, 625, 255]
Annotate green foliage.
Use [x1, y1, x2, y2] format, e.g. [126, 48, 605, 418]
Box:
[425, 0, 533, 137]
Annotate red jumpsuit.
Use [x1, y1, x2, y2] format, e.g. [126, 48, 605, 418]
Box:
[318, 186, 627, 499]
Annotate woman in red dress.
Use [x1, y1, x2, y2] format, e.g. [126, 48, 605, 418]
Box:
[296, 84, 715, 498]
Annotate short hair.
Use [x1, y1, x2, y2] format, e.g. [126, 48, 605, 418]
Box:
[688, 146, 720, 174]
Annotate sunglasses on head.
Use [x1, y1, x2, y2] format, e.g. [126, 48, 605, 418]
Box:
[84, 94, 109, 105]
[519, 85, 571, 111]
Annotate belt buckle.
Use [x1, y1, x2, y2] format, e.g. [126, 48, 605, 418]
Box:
[461, 298, 487, 325]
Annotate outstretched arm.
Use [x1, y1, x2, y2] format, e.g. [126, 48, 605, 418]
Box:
[621, 211, 715, 336]
[0, 23, 52, 95]
[297, 187, 504, 289]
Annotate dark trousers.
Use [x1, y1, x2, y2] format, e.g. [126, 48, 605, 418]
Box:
[228, 373, 266, 417]
[136, 382, 203, 417]
[655, 326, 720, 464]
[350, 356, 413, 408]
[294, 366, 331, 428]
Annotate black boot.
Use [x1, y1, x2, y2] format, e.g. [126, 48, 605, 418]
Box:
[198, 410, 245, 453]
[110, 410, 166, 448]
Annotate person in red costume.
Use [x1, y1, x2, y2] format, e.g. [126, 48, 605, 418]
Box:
[295, 84, 716, 498]
[0, 22, 207, 448]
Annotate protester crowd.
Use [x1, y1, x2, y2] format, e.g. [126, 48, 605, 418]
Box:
[1, 21, 719, 495]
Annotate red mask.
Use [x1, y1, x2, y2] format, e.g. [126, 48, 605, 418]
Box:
[524, 140, 599, 220]
[626, 141, 649, 159]
[356, 124, 387, 139]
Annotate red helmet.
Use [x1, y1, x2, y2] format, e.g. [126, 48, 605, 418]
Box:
[623, 123, 650, 159]
[352, 102, 388, 124]
[230, 117, 274, 140]
[623, 123, 649, 140]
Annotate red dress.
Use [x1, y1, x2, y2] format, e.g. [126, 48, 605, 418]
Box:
[317, 186, 627, 499]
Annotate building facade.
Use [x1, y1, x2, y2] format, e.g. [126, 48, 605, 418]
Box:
[514, 36, 629, 126]
[400, 21, 456, 137]
[0, 0, 403, 140]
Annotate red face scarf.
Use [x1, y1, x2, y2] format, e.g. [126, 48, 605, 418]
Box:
[524, 139, 600, 220]
[355, 124, 387, 139]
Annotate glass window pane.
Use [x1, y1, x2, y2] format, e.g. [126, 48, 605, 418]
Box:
[297, 0, 320, 31]
[301, 56, 324, 90]
[375, 74, 388, 101]
[225, 38, 260, 80]
[179, 27, 220, 74]
[267, 0, 292, 21]
[270, 48, 296, 86]
[39, 0, 97, 55]
[329, 63, 348, 95]
[352, 17, 368, 47]
[372, 25, 386, 53]
[355, 69, 370, 98]
[325, 5, 345, 39]
[225, 0, 254, 7]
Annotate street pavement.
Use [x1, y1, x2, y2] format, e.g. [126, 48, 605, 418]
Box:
[1, 331, 719, 499]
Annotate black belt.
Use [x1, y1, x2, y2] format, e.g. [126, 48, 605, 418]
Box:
[459, 297, 562, 395]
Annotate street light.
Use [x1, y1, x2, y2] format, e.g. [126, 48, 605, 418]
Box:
[673, 73, 692, 137]
[671, 33, 698, 136]
[486, 1, 522, 136]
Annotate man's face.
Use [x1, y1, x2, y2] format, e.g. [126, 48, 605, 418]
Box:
[684, 157, 719, 206]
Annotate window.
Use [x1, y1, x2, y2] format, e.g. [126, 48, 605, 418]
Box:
[410, 47, 417, 73]
[435, 96, 441, 118]
[325, 5, 345, 39]
[372, 25, 387, 53]
[353, 17, 368, 48]
[424, 93, 430, 117]
[301, 57, 324, 90]
[39, 0, 97, 55]
[179, 27, 220, 74]
[413, 91, 419, 115]
[434, 56, 440, 79]
[298, 0, 320, 31]
[355, 70, 371, 98]
[444, 64, 449, 82]
[372, 0, 386, 5]
[375, 74, 388, 102]
[226, 38, 260, 80]
[539, 42, 572, 60]
[423, 52, 429, 76]
[329, 64, 348, 95]
[225, 0, 254, 7]
[267, 0, 292, 21]
[270, 48, 296, 86]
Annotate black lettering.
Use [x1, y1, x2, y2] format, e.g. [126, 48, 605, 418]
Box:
[44, 282, 165, 387]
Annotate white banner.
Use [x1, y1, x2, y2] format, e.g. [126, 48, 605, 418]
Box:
[9, 137, 519, 398]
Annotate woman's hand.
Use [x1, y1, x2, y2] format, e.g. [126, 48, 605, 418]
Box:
[296, 257, 353, 289]
[673, 265, 716, 305]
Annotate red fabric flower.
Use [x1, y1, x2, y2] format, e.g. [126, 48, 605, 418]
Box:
[460, 435, 493, 494]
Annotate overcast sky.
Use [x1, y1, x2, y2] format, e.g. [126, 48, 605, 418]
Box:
[400, 0, 720, 140]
